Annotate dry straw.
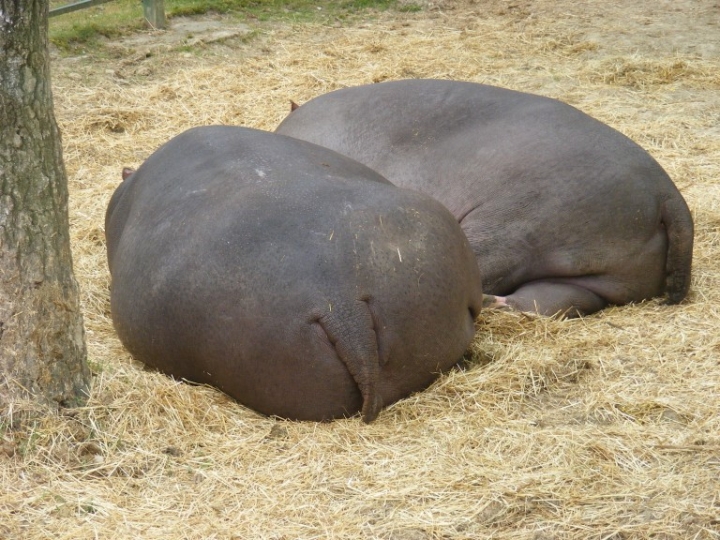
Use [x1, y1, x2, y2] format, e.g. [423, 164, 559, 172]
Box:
[2, 0, 719, 538]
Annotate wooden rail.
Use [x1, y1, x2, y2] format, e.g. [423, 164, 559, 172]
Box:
[50, 0, 166, 29]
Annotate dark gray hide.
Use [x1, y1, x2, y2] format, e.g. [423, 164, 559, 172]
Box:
[276, 79, 694, 317]
[106, 126, 482, 422]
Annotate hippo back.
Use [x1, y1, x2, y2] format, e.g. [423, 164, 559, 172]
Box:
[276, 79, 693, 315]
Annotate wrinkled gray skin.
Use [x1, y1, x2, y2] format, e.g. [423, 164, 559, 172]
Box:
[276, 79, 694, 317]
[106, 126, 482, 423]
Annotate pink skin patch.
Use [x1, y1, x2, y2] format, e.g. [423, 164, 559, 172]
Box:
[482, 294, 508, 309]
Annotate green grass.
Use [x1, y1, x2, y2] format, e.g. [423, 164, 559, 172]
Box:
[50, 0, 148, 52]
[397, 3, 421, 12]
[49, 0, 406, 54]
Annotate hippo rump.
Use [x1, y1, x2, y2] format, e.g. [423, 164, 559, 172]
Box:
[105, 126, 482, 423]
[276, 79, 694, 317]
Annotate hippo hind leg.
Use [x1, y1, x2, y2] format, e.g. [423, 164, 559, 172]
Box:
[498, 281, 608, 318]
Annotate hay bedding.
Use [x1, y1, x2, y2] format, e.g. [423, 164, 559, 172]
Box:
[2, 0, 720, 537]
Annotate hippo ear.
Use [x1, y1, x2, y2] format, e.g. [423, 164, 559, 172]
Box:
[318, 301, 382, 423]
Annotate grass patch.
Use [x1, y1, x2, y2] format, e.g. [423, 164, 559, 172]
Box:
[49, 0, 404, 54]
[397, 3, 422, 12]
[50, 0, 146, 52]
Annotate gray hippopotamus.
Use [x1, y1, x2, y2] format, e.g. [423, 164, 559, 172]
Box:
[276, 79, 694, 317]
[105, 126, 482, 423]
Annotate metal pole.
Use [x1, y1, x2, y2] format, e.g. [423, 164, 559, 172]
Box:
[49, 0, 114, 17]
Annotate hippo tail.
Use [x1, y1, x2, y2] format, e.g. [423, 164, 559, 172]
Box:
[317, 300, 383, 423]
[661, 191, 694, 304]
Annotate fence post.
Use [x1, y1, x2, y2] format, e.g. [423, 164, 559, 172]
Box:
[142, 0, 166, 29]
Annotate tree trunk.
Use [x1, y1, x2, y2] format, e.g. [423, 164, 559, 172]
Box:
[0, 0, 89, 413]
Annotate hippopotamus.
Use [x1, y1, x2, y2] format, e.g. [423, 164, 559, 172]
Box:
[276, 79, 694, 317]
[105, 126, 482, 423]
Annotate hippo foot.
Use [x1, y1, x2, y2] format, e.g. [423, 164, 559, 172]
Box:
[482, 294, 509, 310]
[504, 281, 608, 318]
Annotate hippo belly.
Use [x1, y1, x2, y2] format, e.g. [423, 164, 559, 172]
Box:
[276, 79, 693, 317]
[105, 126, 482, 422]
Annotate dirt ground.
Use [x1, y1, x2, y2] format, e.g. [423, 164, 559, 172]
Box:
[2, 0, 719, 538]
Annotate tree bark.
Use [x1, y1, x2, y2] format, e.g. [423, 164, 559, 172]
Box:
[0, 0, 89, 412]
